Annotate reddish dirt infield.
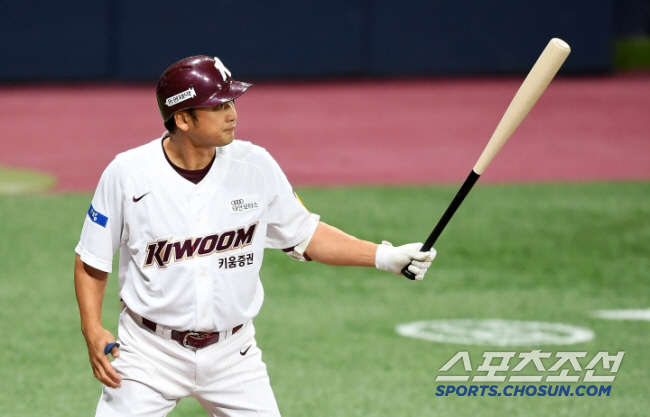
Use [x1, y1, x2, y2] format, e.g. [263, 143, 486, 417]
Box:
[1, 74, 648, 191]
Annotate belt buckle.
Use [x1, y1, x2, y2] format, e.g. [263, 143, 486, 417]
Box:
[182, 332, 203, 349]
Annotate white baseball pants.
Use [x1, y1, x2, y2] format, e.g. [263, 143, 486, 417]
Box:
[95, 309, 281, 417]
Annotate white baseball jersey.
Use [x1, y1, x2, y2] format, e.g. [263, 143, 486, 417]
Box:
[76, 134, 319, 332]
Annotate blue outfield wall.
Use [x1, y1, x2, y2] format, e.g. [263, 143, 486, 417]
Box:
[1, 1, 112, 79]
[1, 0, 618, 81]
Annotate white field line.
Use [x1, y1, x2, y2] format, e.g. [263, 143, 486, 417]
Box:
[591, 309, 650, 321]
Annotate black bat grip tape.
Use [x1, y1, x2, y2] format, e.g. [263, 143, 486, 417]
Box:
[401, 171, 480, 280]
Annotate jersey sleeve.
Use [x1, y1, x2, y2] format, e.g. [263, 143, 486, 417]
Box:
[262, 151, 319, 249]
[75, 158, 124, 273]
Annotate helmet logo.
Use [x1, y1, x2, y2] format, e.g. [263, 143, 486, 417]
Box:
[165, 87, 197, 107]
[213, 57, 232, 82]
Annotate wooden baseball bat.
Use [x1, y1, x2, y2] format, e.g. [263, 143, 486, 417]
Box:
[402, 38, 571, 280]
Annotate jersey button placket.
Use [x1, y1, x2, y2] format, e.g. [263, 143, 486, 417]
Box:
[195, 264, 212, 329]
[191, 190, 213, 330]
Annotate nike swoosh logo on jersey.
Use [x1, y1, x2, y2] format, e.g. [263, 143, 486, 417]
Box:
[240, 345, 252, 356]
[133, 192, 150, 202]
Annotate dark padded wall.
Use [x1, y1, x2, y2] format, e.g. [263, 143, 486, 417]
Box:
[0, 0, 622, 81]
[1, 0, 112, 79]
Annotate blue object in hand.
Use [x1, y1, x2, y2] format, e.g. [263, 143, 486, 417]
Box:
[104, 342, 120, 355]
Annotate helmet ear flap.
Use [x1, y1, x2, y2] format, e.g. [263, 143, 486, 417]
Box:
[156, 56, 252, 123]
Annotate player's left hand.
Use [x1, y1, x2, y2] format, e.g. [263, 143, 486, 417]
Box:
[375, 241, 436, 280]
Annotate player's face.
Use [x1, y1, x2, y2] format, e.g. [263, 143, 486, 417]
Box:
[186, 101, 238, 148]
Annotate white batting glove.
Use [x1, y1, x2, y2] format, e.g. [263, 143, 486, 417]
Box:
[375, 241, 436, 280]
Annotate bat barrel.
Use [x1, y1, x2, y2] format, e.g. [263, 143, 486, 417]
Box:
[473, 38, 571, 175]
[401, 38, 570, 280]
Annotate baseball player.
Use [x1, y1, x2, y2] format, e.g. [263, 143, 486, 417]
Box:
[74, 55, 436, 417]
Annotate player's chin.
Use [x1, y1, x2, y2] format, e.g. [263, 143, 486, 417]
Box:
[216, 131, 235, 147]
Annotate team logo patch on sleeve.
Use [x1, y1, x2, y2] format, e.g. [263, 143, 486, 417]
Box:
[88, 204, 108, 228]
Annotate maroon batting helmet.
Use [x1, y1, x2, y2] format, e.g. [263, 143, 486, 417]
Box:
[156, 55, 252, 122]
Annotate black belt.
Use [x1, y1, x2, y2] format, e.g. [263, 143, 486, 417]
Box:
[141, 317, 243, 349]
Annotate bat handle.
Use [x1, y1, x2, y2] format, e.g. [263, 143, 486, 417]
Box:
[401, 171, 481, 280]
[401, 246, 432, 280]
[402, 269, 418, 280]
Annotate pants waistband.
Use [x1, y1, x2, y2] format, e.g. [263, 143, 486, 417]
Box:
[126, 308, 244, 350]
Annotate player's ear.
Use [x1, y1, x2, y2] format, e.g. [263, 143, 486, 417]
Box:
[174, 111, 191, 132]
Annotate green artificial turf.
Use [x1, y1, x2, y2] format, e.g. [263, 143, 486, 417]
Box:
[616, 37, 650, 71]
[0, 166, 56, 194]
[0, 182, 648, 416]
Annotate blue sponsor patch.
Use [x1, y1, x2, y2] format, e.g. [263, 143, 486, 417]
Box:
[88, 204, 108, 228]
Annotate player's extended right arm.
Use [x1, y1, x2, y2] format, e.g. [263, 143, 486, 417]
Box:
[74, 254, 122, 389]
[304, 222, 436, 280]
